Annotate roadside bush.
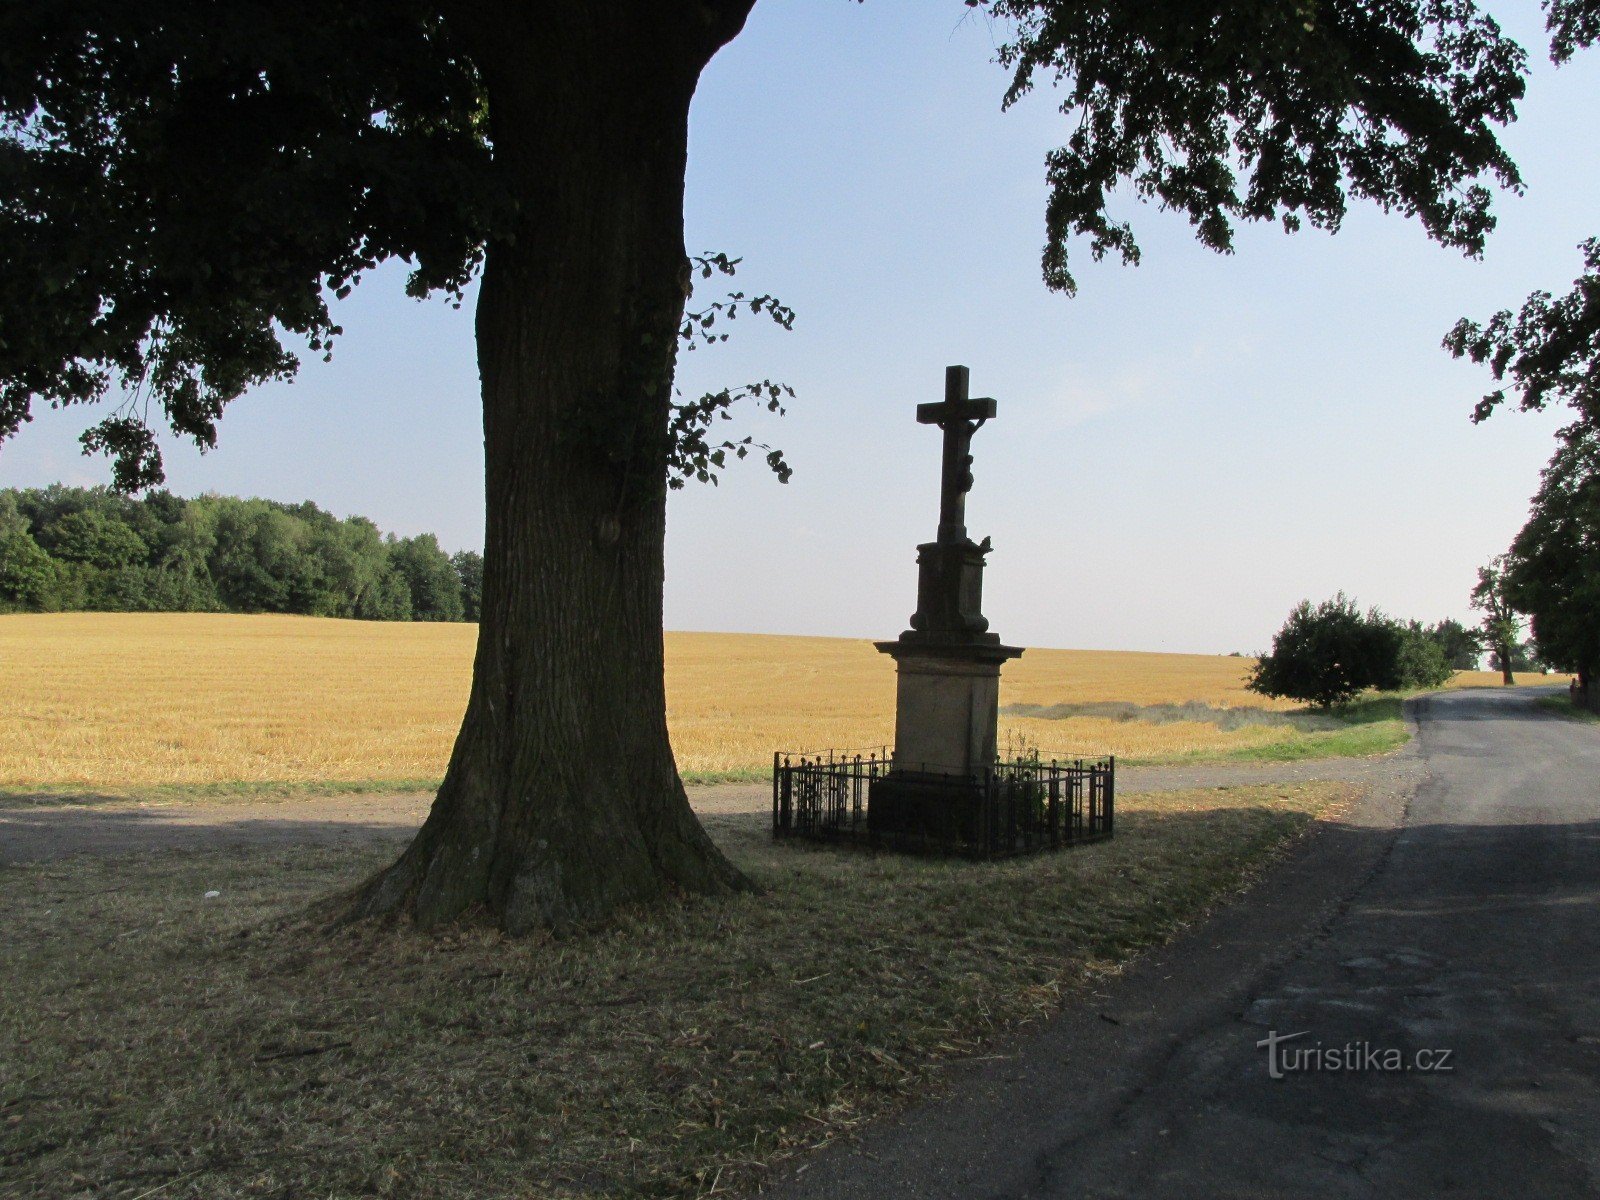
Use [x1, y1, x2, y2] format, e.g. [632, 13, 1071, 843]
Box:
[1249, 595, 1406, 709]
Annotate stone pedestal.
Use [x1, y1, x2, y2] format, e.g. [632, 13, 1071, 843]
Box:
[874, 640, 1023, 776]
[869, 638, 1022, 851]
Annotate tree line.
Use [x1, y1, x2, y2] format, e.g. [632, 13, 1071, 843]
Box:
[0, 486, 482, 622]
[1248, 525, 1584, 712]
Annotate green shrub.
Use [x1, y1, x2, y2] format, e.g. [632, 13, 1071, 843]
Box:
[1249, 595, 1405, 708]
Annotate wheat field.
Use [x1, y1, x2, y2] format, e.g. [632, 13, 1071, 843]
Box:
[0, 612, 1528, 788]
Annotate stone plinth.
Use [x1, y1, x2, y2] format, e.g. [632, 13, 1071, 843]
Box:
[874, 638, 1023, 777]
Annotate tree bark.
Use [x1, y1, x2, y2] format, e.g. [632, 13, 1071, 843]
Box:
[349, 3, 758, 934]
[1500, 644, 1515, 686]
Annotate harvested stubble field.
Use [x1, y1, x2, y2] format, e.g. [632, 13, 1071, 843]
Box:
[0, 780, 1355, 1199]
[0, 612, 1524, 791]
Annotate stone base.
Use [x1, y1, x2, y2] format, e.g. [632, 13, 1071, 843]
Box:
[868, 770, 987, 852]
[875, 638, 1023, 777]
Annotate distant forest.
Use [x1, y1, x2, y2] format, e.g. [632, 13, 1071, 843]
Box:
[0, 486, 481, 621]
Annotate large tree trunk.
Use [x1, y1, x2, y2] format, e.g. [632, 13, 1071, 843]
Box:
[350, 3, 758, 934]
[1500, 644, 1515, 686]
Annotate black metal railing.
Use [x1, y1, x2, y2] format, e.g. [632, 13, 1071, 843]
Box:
[772, 749, 1113, 858]
[771, 748, 893, 844]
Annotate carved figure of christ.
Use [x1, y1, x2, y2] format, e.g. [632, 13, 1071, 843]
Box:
[915, 364, 996, 545]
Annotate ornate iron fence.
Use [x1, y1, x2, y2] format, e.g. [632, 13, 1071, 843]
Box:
[772, 749, 1113, 858]
[770, 748, 893, 844]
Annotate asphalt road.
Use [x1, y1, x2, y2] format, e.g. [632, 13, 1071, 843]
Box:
[765, 687, 1600, 1199]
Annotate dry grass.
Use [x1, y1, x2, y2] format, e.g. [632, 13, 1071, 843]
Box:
[0, 781, 1354, 1199]
[0, 613, 1533, 790]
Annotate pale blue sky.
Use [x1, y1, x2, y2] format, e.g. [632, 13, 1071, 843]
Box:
[3, 0, 1593, 653]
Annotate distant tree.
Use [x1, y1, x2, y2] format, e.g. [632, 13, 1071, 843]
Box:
[1396, 621, 1454, 690]
[299, 515, 387, 619]
[1426, 618, 1482, 671]
[206, 500, 319, 613]
[124, 489, 186, 553]
[452, 551, 484, 623]
[1249, 595, 1405, 709]
[0, 485, 492, 621]
[1504, 427, 1600, 709]
[153, 502, 216, 577]
[369, 568, 415, 622]
[367, 568, 415, 622]
[0, 497, 56, 610]
[1501, 639, 1544, 674]
[0, 531, 56, 610]
[389, 534, 465, 622]
[39, 508, 147, 570]
[1470, 556, 1523, 686]
[12, 483, 102, 536]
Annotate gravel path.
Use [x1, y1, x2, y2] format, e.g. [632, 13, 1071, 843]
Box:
[0, 749, 1412, 867]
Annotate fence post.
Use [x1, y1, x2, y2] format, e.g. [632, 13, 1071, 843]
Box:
[1104, 756, 1115, 836]
[1048, 767, 1060, 849]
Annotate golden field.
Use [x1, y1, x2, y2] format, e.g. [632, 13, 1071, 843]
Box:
[0, 612, 1534, 788]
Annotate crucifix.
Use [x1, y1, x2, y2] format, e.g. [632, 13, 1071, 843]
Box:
[875, 362, 1022, 789]
[916, 365, 997, 545]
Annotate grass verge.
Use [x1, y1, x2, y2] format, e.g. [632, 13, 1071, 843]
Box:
[1, 782, 1355, 1199]
[1185, 696, 1410, 765]
[1082, 695, 1409, 766]
[1537, 695, 1600, 724]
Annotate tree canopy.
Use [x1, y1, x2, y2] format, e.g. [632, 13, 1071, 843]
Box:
[2, 0, 1535, 487]
[1445, 0, 1600, 431]
[991, 0, 1525, 294]
[0, 2, 498, 489]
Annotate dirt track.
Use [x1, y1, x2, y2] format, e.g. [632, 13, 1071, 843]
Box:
[0, 754, 1409, 866]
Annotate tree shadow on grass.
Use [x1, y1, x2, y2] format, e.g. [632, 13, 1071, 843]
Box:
[0, 802, 418, 867]
[0, 790, 1344, 1200]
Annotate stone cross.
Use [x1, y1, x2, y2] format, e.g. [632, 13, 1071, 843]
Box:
[916, 365, 997, 545]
